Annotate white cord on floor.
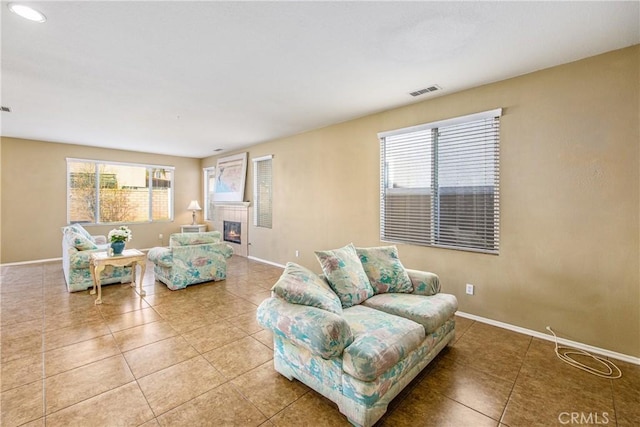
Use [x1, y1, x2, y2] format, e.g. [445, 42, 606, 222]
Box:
[545, 326, 622, 379]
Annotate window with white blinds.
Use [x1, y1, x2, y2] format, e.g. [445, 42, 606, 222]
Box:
[203, 166, 216, 221]
[379, 109, 501, 254]
[253, 155, 273, 228]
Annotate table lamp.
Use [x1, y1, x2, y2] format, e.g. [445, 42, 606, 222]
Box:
[187, 200, 202, 225]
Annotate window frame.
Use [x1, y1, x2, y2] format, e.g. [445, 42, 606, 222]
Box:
[378, 108, 501, 254]
[66, 158, 175, 225]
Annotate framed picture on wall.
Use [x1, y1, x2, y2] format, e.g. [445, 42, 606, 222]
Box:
[213, 152, 248, 202]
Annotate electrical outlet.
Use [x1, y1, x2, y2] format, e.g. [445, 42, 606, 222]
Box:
[295, 250, 299, 257]
[465, 283, 475, 295]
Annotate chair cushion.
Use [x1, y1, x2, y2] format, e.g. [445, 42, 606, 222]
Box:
[356, 246, 412, 294]
[341, 305, 425, 381]
[361, 293, 458, 334]
[272, 262, 342, 315]
[315, 243, 374, 308]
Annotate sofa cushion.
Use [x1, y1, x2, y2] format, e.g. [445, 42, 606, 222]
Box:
[356, 246, 412, 294]
[64, 229, 98, 251]
[272, 262, 343, 315]
[315, 243, 374, 308]
[341, 305, 425, 381]
[361, 293, 458, 334]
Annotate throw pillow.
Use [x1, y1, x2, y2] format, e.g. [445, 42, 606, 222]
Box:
[69, 224, 96, 243]
[272, 262, 342, 315]
[65, 229, 98, 251]
[356, 246, 413, 294]
[314, 243, 374, 308]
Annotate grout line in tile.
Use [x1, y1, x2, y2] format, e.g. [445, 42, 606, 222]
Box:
[497, 335, 533, 426]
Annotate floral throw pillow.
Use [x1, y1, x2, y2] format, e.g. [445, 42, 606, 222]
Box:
[65, 229, 98, 251]
[356, 246, 413, 294]
[70, 224, 96, 243]
[314, 243, 374, 308]
[272, 262, 342, 315]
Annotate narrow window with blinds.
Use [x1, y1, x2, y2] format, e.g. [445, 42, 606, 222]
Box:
[379, 109, 501, 254]
[253, 155, 273, 228]
[203, 166, 216, 221]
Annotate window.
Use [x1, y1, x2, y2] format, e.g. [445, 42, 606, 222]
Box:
[379, 109, 501, 253]
[203, 166, 216, 221]
[253, 155, 273, 228]
[67, 158, 174, 224]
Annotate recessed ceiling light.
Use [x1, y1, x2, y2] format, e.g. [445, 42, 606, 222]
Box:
[8, 3, 46, 23]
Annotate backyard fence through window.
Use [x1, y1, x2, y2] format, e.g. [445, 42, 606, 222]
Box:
[67, 158, 174, 224]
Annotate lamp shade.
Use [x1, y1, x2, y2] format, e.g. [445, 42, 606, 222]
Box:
[187, 200, 202, 211]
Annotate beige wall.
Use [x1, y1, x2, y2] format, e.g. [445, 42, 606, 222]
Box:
[204, 46, 640, 357]
[0, 139, 202, 262]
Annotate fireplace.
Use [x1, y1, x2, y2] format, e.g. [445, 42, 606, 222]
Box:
[223, 221, 241, 244]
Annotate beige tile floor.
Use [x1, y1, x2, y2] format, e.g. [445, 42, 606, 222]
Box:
[1, 256, 638, 426]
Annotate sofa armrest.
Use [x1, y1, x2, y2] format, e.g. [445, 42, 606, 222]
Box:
[257, 297, 353, 359]
[209, 242, 234, 258]
[148, 247, 173, 267]
[406, 269, 440, 296]
[68, 248, 103, 269]
[169, 242, 233, 262]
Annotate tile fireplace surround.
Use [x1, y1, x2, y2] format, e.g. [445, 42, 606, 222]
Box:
[211, 202, 250, 257]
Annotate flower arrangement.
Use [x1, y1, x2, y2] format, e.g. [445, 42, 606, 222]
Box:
[108, 225, 132, 243]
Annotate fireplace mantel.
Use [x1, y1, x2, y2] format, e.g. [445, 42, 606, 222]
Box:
[211, 203, 250, 257]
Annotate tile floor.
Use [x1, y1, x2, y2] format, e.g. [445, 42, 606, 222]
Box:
[1, 256, 638, 426]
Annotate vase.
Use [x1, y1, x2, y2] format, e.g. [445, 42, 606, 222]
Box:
[111, 240, 125, 256]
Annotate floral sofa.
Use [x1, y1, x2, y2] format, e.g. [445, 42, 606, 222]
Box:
[147, 231, 233, 290]
[257, 244, 458, 427]
[62, 224, 132, 292]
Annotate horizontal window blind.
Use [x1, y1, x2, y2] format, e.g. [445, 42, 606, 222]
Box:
[204, 167, 216, 221]
[380, 129, 433, 245]
[379, 109, 501, 253]
[253, 155, 273, 228]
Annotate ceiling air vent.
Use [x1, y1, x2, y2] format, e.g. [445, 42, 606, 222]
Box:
[409, 85, 441, 97]
[0, 106, 12, 112]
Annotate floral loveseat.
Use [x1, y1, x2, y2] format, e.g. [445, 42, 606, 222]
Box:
[257, 244, 458, 427]
[147, 231, 233, 290]
[62, 224, 132, 292]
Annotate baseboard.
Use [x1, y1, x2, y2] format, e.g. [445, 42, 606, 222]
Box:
[1, 248, 153, 268]
[247, 256, 286, 269]
[1, 257, 62, 266]
[455, 311, 640, 366]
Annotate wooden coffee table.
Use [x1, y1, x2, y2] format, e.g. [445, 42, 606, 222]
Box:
[90, 249, 146, 305]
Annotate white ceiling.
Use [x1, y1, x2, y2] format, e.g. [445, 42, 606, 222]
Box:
[1, 1, 638, 158]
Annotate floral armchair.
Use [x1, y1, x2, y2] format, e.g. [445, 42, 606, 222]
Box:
[147, 231, 234, 290]
[61, 224, 132, 292]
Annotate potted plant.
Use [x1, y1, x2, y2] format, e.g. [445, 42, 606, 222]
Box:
[108, 225, 132, 255]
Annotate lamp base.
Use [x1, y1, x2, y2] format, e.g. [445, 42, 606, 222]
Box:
[191, 211, 196, 226]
